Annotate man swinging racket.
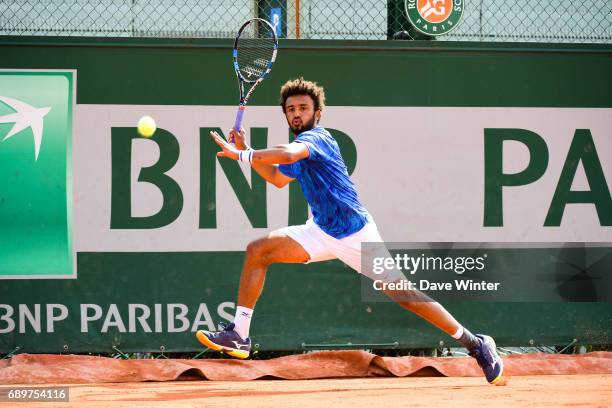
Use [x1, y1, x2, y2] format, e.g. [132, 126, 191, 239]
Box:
[198, 78, 505, 385]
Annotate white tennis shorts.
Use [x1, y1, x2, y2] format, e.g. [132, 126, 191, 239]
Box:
[279, 218, 404, 283]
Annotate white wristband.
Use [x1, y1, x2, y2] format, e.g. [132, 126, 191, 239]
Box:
[238, 149, 254, 164]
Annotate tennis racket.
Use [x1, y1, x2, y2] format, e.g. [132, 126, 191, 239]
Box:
[230, 18, 278, 143]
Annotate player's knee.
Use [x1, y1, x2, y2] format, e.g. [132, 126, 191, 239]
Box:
[245, 240, 263, 259]
[246, 239, 274, 265]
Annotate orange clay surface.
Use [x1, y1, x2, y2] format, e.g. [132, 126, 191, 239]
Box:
[2, 375, 611, 408]
[2, 351, 611, 407]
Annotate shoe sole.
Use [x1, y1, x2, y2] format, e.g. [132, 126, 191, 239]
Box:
[490, 373, 506, 386]
[196, 330, 250, 359]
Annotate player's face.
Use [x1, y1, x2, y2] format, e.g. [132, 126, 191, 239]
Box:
[285, 94, 321, 135]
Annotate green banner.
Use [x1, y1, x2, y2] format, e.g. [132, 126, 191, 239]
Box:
[0, 39, 610, 353]
[1, 252, 611, 353]
[0, 71, 74, 278]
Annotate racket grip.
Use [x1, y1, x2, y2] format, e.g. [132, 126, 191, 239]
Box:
[233, 106, 246, 133]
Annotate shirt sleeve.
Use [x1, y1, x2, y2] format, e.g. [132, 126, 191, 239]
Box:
[278, 163, 298, 178]
[294, 132, 331, 162]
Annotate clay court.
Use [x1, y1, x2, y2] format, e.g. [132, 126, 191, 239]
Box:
[2, 351, 611, 407]
[2, 375, 612, 408]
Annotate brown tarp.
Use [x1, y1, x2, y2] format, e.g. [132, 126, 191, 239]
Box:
[1, 351, 611, 384]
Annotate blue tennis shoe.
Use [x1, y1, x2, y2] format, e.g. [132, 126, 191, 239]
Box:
[470, 334, 505, 385]
[196, 323, 251, 359]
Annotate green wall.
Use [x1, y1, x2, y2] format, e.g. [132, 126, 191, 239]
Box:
[0, 37, 610, 353]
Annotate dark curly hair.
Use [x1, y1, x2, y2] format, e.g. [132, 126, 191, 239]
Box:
[279, 77, 326, 113]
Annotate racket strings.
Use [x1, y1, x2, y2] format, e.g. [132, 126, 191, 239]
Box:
[236, 22, 276, 81]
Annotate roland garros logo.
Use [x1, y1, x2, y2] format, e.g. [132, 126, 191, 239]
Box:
[404, 0, 464, 36]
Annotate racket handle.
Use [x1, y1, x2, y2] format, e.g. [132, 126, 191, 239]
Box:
[233, 106, 246, 133]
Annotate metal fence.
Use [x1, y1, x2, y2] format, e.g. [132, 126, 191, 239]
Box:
[1, 0, 611, 43]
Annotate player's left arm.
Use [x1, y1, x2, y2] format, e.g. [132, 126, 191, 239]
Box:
[251, 143, 309, 164]
[210, 131, 309, 164]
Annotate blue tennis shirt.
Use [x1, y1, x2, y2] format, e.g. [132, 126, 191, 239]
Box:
[278, 127, 369, 239]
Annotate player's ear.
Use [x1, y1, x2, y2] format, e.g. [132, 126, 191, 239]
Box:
[315, 109, 321, 122]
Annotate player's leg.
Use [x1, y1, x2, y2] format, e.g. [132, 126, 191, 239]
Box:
[196, 230, 309, 358]
[197, 220, 335, 359]
[379, 285, 505, 383]
[338, 222, 476, 339]
[381, 286, 464, 336]
[381, 283, 503, 384]
[233, 219, 335, 314]
[335, 220, 504, 384]
[237, 230, 310, 310]
[338, 243, 471, 339]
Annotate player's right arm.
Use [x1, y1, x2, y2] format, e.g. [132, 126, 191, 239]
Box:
[253, 163, 294, 188]
[229, 128, 295, 189]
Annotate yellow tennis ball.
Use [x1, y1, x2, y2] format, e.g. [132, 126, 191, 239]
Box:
[137, 115, 156, 137]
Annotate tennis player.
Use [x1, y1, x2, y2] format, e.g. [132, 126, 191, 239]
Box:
[197, 78, 504, 384]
